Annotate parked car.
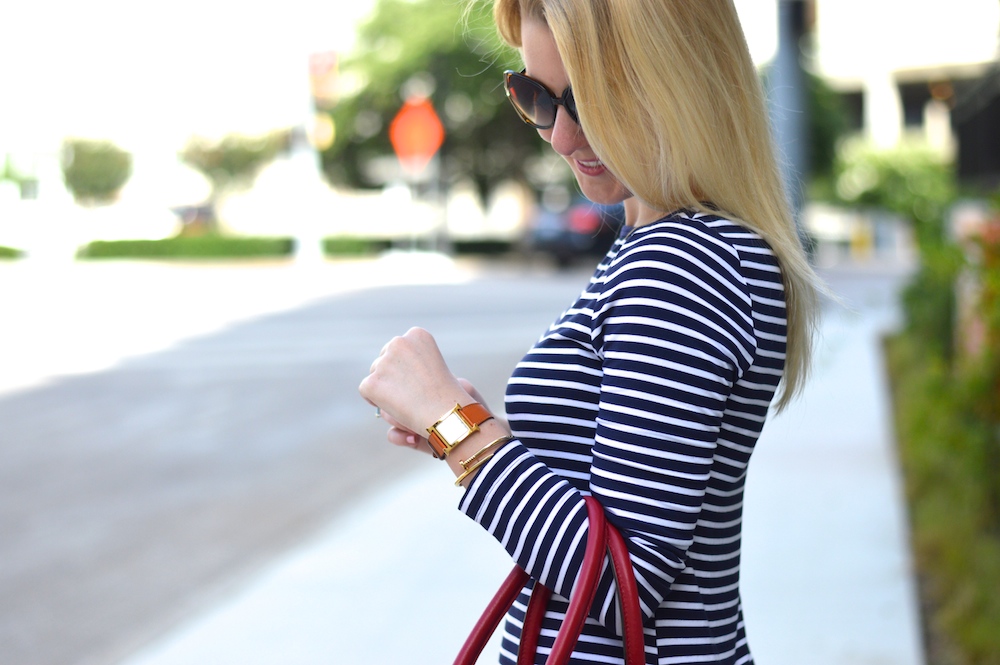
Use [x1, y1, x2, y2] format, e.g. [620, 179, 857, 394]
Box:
[528, 200, 625, 267]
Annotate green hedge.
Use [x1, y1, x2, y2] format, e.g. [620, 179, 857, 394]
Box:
[886, 333, 1000, 664]
[77, 236, 401, 259]
[0, 245, 22, 259]
[323, 237, 391, 256]
[452, 239, 514, 255]
[885, 208, 1000, 662]
[77, 235, 514, 260]
[79, 237, 294, 259]
[860, 141, 1000, 662]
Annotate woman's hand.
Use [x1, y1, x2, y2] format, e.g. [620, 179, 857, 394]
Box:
[359, 327, 473, 441]
[376, 377, 497, 454]
[379, 410, 430, 452]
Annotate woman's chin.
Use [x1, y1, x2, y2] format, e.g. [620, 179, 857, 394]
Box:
[570, 164, 630, 207]
[574, 180, 630, 208]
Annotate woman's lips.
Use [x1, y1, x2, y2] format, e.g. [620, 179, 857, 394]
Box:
[576, 158, 607, 176]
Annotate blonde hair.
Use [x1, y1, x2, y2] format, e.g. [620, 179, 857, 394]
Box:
[492, 0, 819, 411]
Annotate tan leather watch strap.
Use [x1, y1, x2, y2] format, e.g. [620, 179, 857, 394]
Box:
[426, 402, 493, 459]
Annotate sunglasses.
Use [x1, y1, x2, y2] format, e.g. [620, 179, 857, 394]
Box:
[503, 69, 579, 129]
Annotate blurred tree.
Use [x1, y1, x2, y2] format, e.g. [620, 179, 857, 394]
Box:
[833, 141, 956, 251]
[1, 154, 21, 184]
[179, 131, 288, 231]
[834, 141, 959, 361]
[330, 1, 850, 201]
[1, 154, 26, 199]
[805, 70, 849, 181]
[324, 0, 551, 197]
[60, 139, 133, 205]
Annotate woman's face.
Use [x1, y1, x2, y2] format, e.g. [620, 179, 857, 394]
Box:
[520, 18, 633, 209]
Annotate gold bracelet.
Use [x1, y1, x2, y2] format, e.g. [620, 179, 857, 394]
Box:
[460, 435, 516, 471]
[455, 453, 495, 486]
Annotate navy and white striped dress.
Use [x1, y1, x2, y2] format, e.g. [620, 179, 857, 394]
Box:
[459, 210, 787, 665]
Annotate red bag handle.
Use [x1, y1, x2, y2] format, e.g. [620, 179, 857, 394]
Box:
[455, 495, 645, 665]
[455, 566, 530, 662]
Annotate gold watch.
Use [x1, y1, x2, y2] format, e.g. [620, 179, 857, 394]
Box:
[426, 403, 493, 459]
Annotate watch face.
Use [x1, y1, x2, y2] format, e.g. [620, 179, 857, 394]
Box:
[436, 411, 472, 444]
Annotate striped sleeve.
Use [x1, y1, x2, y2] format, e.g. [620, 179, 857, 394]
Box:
[459, 220, 757, 635]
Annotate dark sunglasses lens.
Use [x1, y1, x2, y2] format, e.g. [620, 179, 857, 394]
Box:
[564, 88, 578, 123]
[507, 74, 555, 128]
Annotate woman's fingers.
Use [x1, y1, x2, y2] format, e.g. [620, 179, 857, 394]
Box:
[380, 410, 407, 431]
[387, 426, 431, 453]
[380, 410, 432, 453]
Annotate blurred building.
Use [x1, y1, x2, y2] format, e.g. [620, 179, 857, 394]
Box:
[952, 63, 1000, 188]
[795, 0, 999, 265]
[811, 0, 999, 155]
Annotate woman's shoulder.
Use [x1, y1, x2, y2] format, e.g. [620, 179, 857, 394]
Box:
[596, 209, 787, 315]
[617, 210, 781, 280]
[626, 209, 772, 254]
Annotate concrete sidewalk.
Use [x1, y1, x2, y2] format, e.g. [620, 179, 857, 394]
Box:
[740, 288, 924, 664]
[116, 263, 925, 665]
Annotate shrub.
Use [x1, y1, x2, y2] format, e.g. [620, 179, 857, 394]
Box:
[78, 236, 294, 259]
[322, 237, 391, 256]
[899, 244, 963, 362]
[886, 334, 1000, 664]
[180, 132, 287, 193]
[178, 132, 289, 233]
[833, 141, 957, 253]
[61, 139, 133, 204]
[856, 138, 1000, 661]
[962, 227, 1000, 530]
[879, 147, 1000, 659]
[452, 240, 513, 255]
[78, 235, 407, 259]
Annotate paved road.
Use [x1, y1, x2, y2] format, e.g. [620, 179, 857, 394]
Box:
[0, 256, 591, 665]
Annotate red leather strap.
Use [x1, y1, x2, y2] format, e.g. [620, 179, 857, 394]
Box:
[456, 495, 645, 665]
[454, 566, 530, 665]
[516, 580, 551, 665]
[545, 497, 609, 665]
[607, 517, 646, 664]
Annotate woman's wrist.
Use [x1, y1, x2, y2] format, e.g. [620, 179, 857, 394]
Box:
[417, 387, 476, 434]
[445, 419, 514, 487]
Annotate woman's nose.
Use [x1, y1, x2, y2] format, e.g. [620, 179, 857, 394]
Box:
[540, 107, 584, 156]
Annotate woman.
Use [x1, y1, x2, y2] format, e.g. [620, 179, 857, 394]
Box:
[359, 0, 820, 662]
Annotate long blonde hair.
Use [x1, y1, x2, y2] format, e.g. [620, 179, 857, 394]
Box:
[492, 0, 819, 411]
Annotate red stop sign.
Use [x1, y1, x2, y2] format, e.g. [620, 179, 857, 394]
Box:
[389, 97, 445, 174]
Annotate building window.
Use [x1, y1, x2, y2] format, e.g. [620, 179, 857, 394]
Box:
[839, 91, 864, 132]
[899, 82, 933, 127]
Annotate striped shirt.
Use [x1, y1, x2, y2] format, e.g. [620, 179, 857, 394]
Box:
[459, 210, 787, 664]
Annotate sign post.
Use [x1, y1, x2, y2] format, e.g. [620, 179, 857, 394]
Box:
[389, 96, 445, 177]
[389, 97, 446, 250]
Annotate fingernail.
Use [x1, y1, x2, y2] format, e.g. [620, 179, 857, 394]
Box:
[407, 435, 416, 445]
